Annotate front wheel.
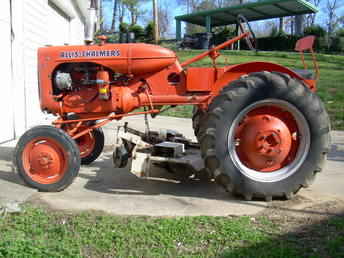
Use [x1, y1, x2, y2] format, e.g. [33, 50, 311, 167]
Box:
[200, 72, 330, 201]
[13, 126, 81, 192]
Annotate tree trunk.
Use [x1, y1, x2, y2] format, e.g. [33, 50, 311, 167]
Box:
[111, 0, 118, 32]
[99, 0, 103, 31]
[118, 2, 125, 25]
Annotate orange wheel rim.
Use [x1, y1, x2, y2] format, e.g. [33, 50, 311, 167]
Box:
[235, 105, 298, 172]
[62, 123, 96, 159]
[22, 137, 68, 184]
[228, 99, 311, 183]
[76, 132, 96, 158]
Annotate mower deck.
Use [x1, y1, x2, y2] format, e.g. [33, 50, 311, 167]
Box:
[114, 124, 205, 179]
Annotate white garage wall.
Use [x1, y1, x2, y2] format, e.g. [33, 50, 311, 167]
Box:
[10, 0, 87, 138]
[22, 0, 49, 129]
[0, 0, 15, 143]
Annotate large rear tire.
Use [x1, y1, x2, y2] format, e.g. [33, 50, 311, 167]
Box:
[13, 126, 81, 192]
[192, 106, 206, 142]
[63, 115, 105, 165]
[200, 72, 330, 201]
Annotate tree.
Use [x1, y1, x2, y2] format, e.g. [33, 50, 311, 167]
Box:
[177, 0, 248, 10]
[145, 21, 155, 41]
[118, 0, 126, 24]
[304, 25, 326, 37]
[305, 0, 322, 27]
[111, 0, 119, 31]
[158, 1, 171, 38]
[99, 0, 104, 31]
[176, 0, 203, 13]
[122, 0, 149, 25]
[129, 24, 145, 39]
[326, 0, 340, 37]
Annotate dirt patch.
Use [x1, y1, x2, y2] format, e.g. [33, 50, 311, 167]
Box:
[252, 197, 344, 256]
[258, 196, 344, 228]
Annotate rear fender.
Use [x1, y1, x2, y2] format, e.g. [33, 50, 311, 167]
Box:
[213, 61, 314, 96]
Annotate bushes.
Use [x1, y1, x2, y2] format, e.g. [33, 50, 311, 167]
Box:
[129, 24, 145, 40]
[144, 22, 155, 42]
[119, 22, 130, 33]
[329, 37, 344, 52]
[254, 35, 301, 51]
[212, 26, 236, 46]
[304, 25, 326, 37]
[118, 23, 146, 42]
[214, 25, 344, 53]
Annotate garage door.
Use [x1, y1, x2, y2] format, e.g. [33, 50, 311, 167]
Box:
[0, 0, 14, 143]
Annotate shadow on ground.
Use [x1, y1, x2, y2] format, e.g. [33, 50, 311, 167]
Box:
[80, 151, 232, 201]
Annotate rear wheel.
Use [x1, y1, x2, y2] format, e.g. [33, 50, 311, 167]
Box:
[14, 126, 81, 192]
[77, 128, 104, 165]
[192, 106, 207, 142]
[200, 72, 330, 201]
[63, 115, 105, 165]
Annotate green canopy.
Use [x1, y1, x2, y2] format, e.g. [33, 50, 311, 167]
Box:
[175, 0, 318, 40]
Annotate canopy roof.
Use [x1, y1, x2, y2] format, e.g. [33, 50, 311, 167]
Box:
[175, 0, 318, 27]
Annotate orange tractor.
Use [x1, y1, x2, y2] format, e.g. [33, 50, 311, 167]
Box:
[14, 17, 330, 201]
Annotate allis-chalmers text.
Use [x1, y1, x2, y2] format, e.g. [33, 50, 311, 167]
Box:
[60, 50, 121, 59]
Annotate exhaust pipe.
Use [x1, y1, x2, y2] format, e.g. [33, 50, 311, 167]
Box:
[85, 0, 97, 44]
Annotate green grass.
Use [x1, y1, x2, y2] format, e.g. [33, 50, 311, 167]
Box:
[0, 206, 343, 257]
[162, 50, 344, 130]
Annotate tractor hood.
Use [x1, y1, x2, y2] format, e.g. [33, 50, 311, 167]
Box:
[38, 43, 177, 75]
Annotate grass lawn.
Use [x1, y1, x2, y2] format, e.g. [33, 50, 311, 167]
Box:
[0, 204, 343, 257]
[162, 50, 344, 130]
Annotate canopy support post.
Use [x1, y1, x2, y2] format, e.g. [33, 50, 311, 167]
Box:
[206, 16, 212, 33]
[176, 19, 182, 41]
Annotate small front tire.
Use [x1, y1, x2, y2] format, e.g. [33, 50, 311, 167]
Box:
[13, 126, 81, 192]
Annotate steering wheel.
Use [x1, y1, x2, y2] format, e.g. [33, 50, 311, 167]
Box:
[237, 14, 257, 51]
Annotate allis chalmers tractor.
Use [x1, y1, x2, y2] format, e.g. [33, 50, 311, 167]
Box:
[14, 17, 330, 201]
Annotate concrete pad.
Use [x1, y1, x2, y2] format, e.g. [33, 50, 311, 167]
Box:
[36, 153, 266, 216]
[0, 116, 343, 216]
[0, 146, 37, 206]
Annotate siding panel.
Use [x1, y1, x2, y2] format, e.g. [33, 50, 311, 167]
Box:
[0, 2, 14, 142]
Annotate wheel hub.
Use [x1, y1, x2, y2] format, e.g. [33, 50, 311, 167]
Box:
[236, 114, 292, 172]
[256, 130, 281, 155]
[23, 138, 67, 184]
[37, 152, 53, 168]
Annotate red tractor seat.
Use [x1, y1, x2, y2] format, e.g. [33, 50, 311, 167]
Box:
[293, 36, 318, 80]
